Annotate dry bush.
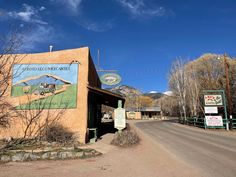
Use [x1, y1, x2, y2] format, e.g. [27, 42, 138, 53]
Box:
[111, 130, 140, 147]
[42, 124, 75, 144]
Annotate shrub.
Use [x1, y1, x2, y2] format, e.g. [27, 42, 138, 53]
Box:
[42, 124, 75, 144]
[111, 130, 140, 147]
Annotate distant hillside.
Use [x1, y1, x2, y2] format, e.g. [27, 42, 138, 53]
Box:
[143, 92, 164, 100]
[107, 85, 142, 97]
[107, 85, 164, 100]
[14, 74, 71, 86]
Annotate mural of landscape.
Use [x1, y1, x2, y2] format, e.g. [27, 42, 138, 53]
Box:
[11, 64, 79, 109]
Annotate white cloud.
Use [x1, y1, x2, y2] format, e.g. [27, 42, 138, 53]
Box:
[67, 0, 82, 10]
[7, 4, 47, 25]
[1, 4, 54, 51]
[20, 26, 54, 51]
[79, 20, 114, 32]
[116, 0, 166, 18]
[51, 0, 113, 32]
[39, 6, 46, 11]
[52, 0, 83, 13]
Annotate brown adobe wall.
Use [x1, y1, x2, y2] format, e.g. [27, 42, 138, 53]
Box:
[0, 47, 92, 143]
[88, 51, 101, 88]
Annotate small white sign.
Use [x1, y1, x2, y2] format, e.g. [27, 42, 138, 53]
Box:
[128, 111, 135, 119]
[204, 95, 223, 106]
[114, 108, 126, 130]
[205, 116, 223, 127]
[204, 107, 218, 114]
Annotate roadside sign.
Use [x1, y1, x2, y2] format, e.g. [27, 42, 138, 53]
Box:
[203, 90, 228, 130]
[204, 95, 223, 106]
[114, 108, 126, 130]
[204, 107, 218, 114]
[205, 116, 223, 127]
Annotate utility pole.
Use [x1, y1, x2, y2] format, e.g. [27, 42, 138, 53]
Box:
[96, 49, 117, 72]
[224, 53, 233, 127]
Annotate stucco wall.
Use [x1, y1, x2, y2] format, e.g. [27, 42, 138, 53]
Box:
[88, 52, 101, 88]
[0, 47, 92, 143]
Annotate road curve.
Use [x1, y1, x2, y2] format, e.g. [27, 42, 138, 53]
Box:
[135, 119, 236, 177]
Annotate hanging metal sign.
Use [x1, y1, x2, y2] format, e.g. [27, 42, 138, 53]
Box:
[100, 73, 121, 86]
[204, 95, 223, 106]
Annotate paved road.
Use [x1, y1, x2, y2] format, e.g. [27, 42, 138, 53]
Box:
[136, 119, 236, 177]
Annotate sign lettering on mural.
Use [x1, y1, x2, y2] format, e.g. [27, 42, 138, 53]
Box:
[204, 95, 223, 106]
[11, 63, 78, 109]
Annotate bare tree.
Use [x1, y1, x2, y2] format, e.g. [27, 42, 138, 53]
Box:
[158, 95, 179, 117]
[168, 54, 236, 122]
[185, 64, 200, 117]
[0, 29, 71, 149]
[2, 92, 69, 150]
[17, 94, 68, 139]
[0, 29, 25, 127]
[169, 59, 187, 122]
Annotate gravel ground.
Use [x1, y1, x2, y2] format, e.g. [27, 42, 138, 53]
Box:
[0, 121, 202, 177]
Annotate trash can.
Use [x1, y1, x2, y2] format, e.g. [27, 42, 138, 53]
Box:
[89, 128, 97, 143]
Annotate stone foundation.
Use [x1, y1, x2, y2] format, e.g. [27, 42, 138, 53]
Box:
[0, 147, 102, 163]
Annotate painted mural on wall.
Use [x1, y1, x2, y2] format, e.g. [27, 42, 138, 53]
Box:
[11, 64, 78, 109]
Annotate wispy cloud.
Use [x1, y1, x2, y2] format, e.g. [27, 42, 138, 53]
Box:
[7, 3, 47, 25]
[116, 0, 166, 18]
[20, 26, 55, 51]
[78, 19, 114, 32]
[39, 6, 46, 11]
[65, 0, 82, 11]
[51, 0, 113, 32]
[0, 4, 55, 50]
[51, 0, 83, 13]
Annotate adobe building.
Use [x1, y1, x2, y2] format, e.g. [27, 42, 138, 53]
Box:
[0, 47, 125, 143]
[126, 107, 161, 120]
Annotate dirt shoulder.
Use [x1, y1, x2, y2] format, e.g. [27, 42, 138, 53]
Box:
[0, 121, 202, 177]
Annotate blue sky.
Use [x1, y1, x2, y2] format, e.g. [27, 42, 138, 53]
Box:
[0, 0, 236, 93]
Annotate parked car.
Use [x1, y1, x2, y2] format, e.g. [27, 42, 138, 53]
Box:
[101, 113, 113, 123]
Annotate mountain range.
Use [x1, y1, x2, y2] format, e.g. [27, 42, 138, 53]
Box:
[107, 85, 164, 100]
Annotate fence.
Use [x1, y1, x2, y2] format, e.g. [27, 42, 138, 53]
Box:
[179, 117, 236, 130]
[232, 118, 236, 129]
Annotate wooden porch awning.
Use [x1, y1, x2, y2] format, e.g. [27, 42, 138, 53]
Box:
[88, 86, 125, 108]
